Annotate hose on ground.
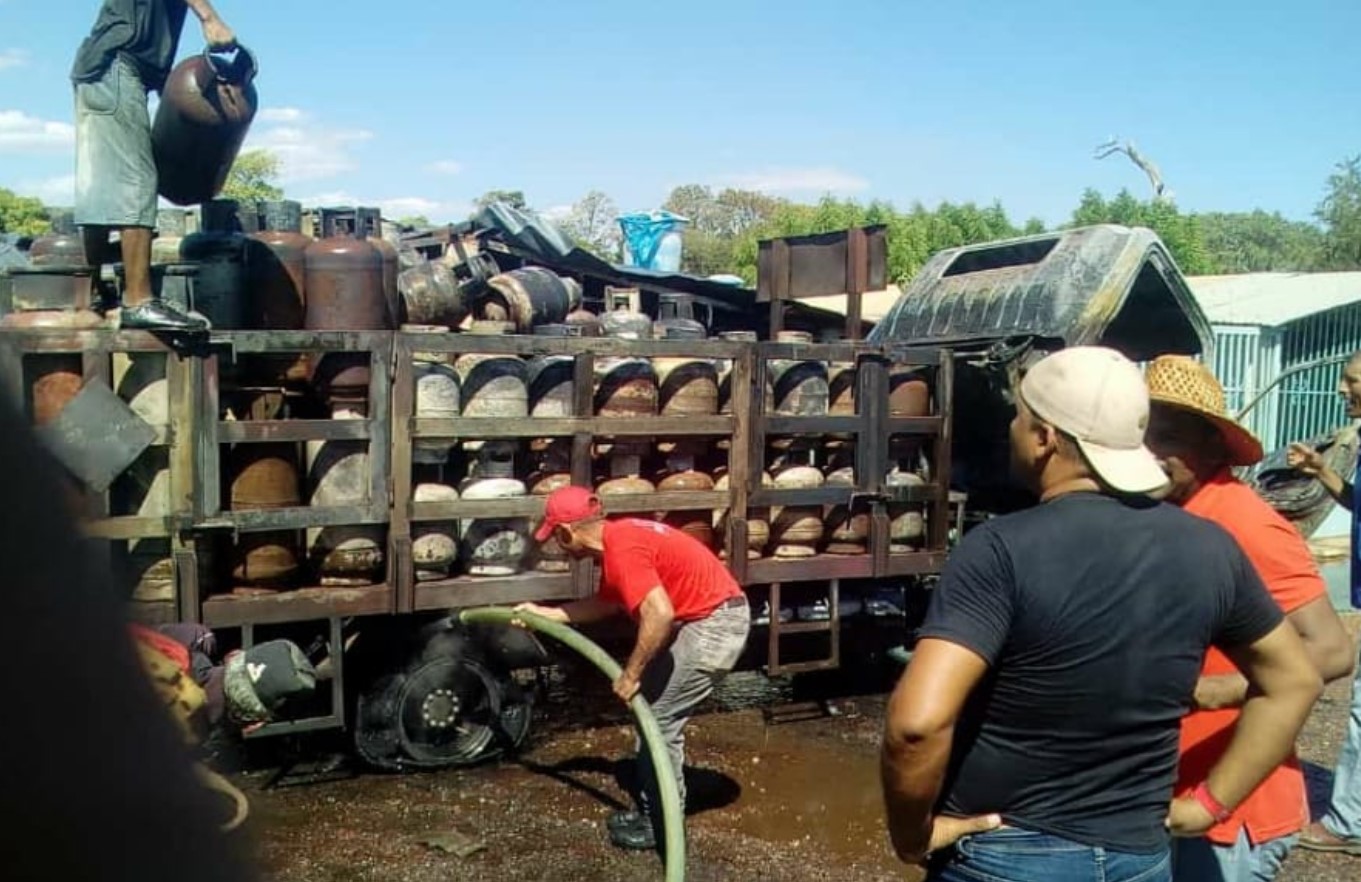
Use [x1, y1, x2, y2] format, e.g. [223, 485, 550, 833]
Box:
[458, 607, 685, 882]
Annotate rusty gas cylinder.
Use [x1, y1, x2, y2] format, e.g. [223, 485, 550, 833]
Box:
[29, 355, 84, 426]
[888, 366, 932, 462]
[829, 361, 857, 416]
[307, 402, 385, 586]
[228, 443, 303, 589]
[412, 482, 460, 581]
[594, 357, 657, 418]
[529, 443, 573, 572]
[359, 208, 401, 326]
[152, 45, 259, 206]
[399, 260, 468, 328]
[482, 267, 580, 332]
[714, 469, 772, 560]
[565, 307, 602, 337]
[455, 321, 528, 422]
[459, 442, 530, 576]
[824, 463, 869, 555]
[304, 213, 386, 331]
[656, 451, 715, 548]
[887, 468, 927, 552]
[407, 325, 460, 466]
[28, 214, 86, 266]
[768, 458, 825, 558]
[654, 327, 717, 420]
[248, 200, 310, 329]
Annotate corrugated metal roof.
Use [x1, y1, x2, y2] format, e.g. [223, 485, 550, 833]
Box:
[1187, 272, 1361, 328]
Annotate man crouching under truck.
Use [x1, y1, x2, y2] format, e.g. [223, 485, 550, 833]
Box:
[514, 486, 751, 852]
[880, 346, 1323, 882]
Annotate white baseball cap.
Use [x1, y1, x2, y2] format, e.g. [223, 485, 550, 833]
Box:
[1019, 346, 1168, 495]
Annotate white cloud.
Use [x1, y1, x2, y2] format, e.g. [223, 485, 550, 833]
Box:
[0, 110, 75, 153]
[716, 166, 870, 195]
[295, 190, 469, 222]
[244, 111, 373, 183]
[0, 49, 28, 71]
[14, 174, 75, 205]
[258, 106, 305, 123]
[539, 204, 573, 222]
[426, 160, 463, 176]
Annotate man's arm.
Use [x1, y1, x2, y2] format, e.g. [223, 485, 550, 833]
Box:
[514, 597, 622, 625]
[613, 587, 675, 701]
[881, 639, 993, 863]
[1170, 620, 1323, 835]
[1195, 596, 1355, 710]
[1287, 443, 1353, 509]
[183, 0, 236, 49]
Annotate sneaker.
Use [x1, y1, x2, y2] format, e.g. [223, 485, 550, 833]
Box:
[607, 810, 643, 833]
[607, 813, 657, 851]
[120, 299, 210, 332]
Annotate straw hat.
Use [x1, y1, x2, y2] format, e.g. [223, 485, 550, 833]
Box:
[1144, 356, 1264, 466]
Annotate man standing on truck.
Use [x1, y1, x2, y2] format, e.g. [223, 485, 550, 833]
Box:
[1142, 355, 1353, 880]
[514, 486, 751, 852]
[880, 346, 1323, 882]
[72, 0, 236, 331]
[1286, 350, 1361, 857]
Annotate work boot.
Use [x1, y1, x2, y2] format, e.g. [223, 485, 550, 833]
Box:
[120, 299, 210, 332]
[607, 812, 657, 851]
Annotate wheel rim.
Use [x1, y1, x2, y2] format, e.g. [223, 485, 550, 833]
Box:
[396, 656, 502, 766]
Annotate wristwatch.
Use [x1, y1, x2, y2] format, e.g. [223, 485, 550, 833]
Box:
[1191, 782, 1233, 824]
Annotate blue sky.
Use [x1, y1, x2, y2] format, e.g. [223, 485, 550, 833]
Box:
[1, 0, 1357, 226]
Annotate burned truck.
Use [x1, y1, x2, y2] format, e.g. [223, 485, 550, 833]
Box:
[0, 211, 1210, 772]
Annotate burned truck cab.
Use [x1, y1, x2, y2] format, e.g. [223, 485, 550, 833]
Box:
[868, 224, 1213, 516]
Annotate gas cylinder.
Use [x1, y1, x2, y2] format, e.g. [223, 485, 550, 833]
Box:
[408, 325, 460, 465]
[714, 469, 772, 560]
[716, 330, 757, 415]
[528, 443, 573, 572]
[180, 199, 247, 329]
[152, 45, 259, 206]
[399, 261, 468, 328]
[565, 306, 602, 337]
[528, 325, 576, 418]
[1, 267, 100, 329]
[307, 402, 385, 586]
[455, 321, 529, 425]
[770, 330, 829, 416]
[228, 443, 303, 589]
[599, 290, 652, 340]
[306, 211, 386, 404]
[29, 355, 84, 426]
[359, 208, 400, 327]
[889, 366, 932, 464]
[482, 267, 580, 332]
[887, 468, 927, 552]
[654, 325, 717, 420]
[459, 442, 530, 577]
[248, 200, 309, 331]
[28, 214, 86, 266]
[656, 450, 714, 548]
[121, 449, 175, 602]
[412, 482, 460, 581]
[597, 445, 656, 498]
[824, 462, 868, 555]
[768, 455, 825, 558]
[152, 209, 190, 264]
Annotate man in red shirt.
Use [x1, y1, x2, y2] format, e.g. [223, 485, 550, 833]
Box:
[1144, 356, 1355, 880]
[515, 486, 751, 852]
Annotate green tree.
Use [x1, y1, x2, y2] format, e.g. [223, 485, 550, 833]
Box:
[473, 189, 528, 212]
[1068, 188, 1211, 275]
[397, 215, 432, 228]
[557, 190, 620, 258]
[0, 187, 52, 237]
[1316, 155, 1361, 270]
[220, 149, 283, 203]
[1197, 211, 1323, 273]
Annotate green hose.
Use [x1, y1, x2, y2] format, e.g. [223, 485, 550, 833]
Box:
[458, 607, 686, 882]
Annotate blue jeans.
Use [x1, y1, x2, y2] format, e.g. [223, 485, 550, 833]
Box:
[929, 828, 1170, 882]
[1172, 830, 1298, 881]
[1321, 663, 1361, 840]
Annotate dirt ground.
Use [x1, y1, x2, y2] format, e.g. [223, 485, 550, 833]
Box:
[238, 616, 1361, 882]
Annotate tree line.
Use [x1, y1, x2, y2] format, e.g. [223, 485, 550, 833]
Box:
[4, 150, 1359, 284]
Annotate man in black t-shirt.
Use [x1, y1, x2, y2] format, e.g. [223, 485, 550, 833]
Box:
[71, 0, 235, 332]
[880, 346, 1323, 882]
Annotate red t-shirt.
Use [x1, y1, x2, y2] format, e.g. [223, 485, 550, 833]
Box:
[600, 518, 742, 621]
[1176, 470, 1327, 845]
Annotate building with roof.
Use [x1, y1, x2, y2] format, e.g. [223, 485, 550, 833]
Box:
[1187, 272, 1361, 453]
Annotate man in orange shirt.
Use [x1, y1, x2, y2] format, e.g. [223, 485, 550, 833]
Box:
[1144, 356, 1355, 880]
[515, 486, 751, 852]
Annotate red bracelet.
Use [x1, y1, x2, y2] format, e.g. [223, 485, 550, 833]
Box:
[1192, 782, 1233, 824]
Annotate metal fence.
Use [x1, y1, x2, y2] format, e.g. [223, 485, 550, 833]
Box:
[1213, 301, 1361, 453]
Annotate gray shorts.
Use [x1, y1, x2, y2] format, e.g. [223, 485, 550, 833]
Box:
[73, 57, 157, 229]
